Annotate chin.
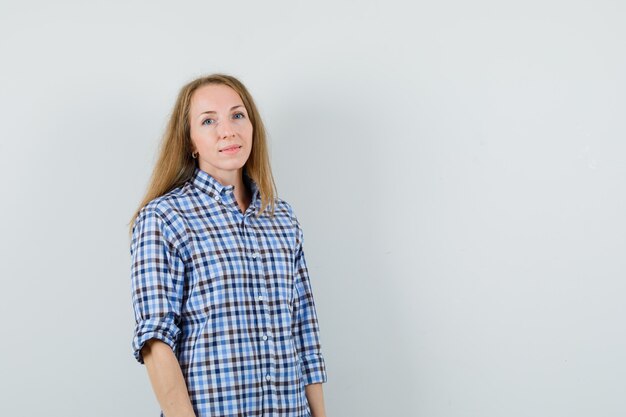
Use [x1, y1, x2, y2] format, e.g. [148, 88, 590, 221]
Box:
[219, 161, 247, 170]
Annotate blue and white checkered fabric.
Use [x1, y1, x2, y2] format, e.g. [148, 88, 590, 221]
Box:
[130, 166, 327, 417]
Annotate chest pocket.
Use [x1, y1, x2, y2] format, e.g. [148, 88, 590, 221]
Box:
[191, 244, 250, 310]
[261, 245, 296, 306]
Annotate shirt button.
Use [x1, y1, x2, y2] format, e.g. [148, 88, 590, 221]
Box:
[258, 295, 264, 301]
[262, 335, 268, 341]
[252, 252, 258, 259]
[215, 195, 221, 202]
[265, 374, 271, 381]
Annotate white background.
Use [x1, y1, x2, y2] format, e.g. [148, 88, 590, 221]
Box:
[1, 1, 625, 416]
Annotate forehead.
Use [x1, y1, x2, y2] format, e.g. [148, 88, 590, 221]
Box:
[190, 84, 243, 114]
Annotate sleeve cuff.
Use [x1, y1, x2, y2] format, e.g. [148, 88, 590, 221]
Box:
[132, 314, 181, 364]
[300, 353, 328, 385]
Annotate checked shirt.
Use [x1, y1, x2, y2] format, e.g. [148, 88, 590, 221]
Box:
[130, 166, 327, 417]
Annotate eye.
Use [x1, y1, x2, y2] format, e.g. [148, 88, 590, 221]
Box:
[233, 112, 245, 119]
[201, 118, 215, 126]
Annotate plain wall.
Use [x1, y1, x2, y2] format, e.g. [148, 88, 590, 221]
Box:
[1, 0, 625, 416]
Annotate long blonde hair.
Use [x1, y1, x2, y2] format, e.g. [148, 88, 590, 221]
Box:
[127, 73, 278, 237]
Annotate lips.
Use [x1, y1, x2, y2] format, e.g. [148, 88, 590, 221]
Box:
[220, 145, 242, 152]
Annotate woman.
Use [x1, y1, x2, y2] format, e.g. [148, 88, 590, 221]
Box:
[128, 74, 328, 417]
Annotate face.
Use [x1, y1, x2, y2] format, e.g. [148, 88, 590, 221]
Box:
[188, 83, 253, 181]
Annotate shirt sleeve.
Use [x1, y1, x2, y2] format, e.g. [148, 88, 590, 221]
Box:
[291, 212, 328, 385]
[129, 208, 186, 365]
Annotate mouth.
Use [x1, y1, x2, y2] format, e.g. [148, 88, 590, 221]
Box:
[220, 145, 242, 152]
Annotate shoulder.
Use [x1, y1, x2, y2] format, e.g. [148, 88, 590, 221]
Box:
[137, 187, 182, 220]
[133, 186, 192, 248]
[272, 197, 299, 225]
[272, 197, 305, 249]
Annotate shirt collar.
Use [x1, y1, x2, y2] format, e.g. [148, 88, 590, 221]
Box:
[191, 166, 259, 202]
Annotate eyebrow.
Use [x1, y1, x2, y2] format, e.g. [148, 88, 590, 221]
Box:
[198, 105, 244, 118]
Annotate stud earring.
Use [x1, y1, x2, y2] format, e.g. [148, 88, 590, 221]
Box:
[192, 151, 198, 158]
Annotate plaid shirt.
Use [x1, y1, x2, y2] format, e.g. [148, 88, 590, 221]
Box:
[130, 167, 327, 417]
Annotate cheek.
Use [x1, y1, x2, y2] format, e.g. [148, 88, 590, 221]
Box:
[189, 127, 201, 145]
[191, 129, 217, 146]
[243, 123, 254, 140]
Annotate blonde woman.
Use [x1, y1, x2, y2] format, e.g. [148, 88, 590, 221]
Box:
[128, 74, 328, 417]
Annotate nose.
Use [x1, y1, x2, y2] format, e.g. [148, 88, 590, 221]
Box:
[217, 118, 235, 139]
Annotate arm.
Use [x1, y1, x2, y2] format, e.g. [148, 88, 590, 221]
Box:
[305, 383, 327, 417]
[142, 339, 196, 417]
[130, 208, 193, 416]
[290, 209, 328, 415]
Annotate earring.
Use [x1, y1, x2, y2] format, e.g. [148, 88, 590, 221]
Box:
[192, 151, 198, 158]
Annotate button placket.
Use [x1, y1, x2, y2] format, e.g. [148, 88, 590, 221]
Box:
[242, 217, 274, 388]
